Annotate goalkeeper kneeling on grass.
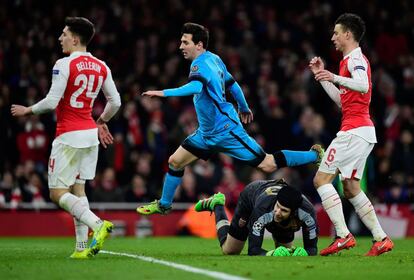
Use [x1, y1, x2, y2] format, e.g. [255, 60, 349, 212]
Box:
[195, 179, 318, 256]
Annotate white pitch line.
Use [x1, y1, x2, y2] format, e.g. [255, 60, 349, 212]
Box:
[101, 250, 250, 280]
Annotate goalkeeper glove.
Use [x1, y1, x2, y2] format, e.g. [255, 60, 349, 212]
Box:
[266, 246, 291, 256]
[292, 246, 308, 256]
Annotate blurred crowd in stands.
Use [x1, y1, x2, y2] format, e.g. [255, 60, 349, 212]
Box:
[1, 0, 414, 209]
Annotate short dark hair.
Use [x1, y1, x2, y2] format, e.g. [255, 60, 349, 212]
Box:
[335, 13, 366, 42]
[277, 186, 303, 211]
[181, 22, 209, 49]
[65, 17, 95, 46]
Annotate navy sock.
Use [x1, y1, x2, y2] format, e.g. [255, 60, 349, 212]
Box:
[159, 168, 184, 207]
[214, 205, 228, 224]
[214, 205, 229, 247]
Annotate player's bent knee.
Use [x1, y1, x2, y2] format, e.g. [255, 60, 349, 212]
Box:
[221, 247, 242, 255]
[167, 156, 175, 166]
[313, 176, 322, 188]
[168, 156, 179, 169]
[221, 238, 244, 255]
[222, 250, 238, 255]
[49, 189, 68, 204]
[168, 156, 183, 170]
[343, 188, 353, 199]
[342, 183, 361, 199]
[49, 192, 61, 204]
[313, 174, 329, 188]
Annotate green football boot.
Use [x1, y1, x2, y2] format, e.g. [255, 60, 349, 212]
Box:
[194, 192, 225, 212]
[70, 249, 91, 259]
[310, 144, 325, 166]
[88, 220, 113, 257]
[136, 200, 172, 215]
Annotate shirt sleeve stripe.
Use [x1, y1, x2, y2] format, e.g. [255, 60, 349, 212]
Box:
[188, 74, 208, 86]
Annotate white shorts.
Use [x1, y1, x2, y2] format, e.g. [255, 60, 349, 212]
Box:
[48, 142, 98, 188]
[318, 131, 374, 180]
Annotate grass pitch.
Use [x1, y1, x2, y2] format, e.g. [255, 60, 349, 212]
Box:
[0, 237, 413, 280]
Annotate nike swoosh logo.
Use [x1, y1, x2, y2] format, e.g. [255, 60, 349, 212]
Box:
[337, 237, 352, 248]
[378, 240, 388, 250]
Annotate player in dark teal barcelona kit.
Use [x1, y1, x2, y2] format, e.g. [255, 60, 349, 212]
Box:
[137, 23, 323, 215]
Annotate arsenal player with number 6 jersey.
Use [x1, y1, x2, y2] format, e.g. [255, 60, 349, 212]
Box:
[309, 13, 393, 256]
[11, 17, 121, 259]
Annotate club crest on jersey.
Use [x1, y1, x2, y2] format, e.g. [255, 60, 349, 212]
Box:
[354, 65, 366, 71]
[191, 65, 199, 72]
[52, 69, 59, 75]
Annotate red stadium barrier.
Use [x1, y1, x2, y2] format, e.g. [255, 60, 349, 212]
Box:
[0, 210, 184, 236]
[0, 203, 412, 237]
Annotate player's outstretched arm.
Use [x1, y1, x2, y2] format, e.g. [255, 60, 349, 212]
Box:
[11, 104, 32, 117]
[142, 90, 165, 97]
[143, 80, 203, 98]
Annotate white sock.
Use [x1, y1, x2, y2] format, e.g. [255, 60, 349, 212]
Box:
[59, 193, 102, 232]
[317, 184, 350, 238]
[348, 191, 386, 241]
[74, 196, 89, 251]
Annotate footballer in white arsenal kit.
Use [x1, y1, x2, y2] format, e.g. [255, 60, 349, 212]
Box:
[11, 17, 121, 259]
[309, 13, 393, 256]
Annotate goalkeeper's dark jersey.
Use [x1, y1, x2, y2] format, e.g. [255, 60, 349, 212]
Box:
[237, 179, 318, 256]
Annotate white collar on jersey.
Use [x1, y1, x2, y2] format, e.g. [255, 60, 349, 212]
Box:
[70, 51, 92, 57]
[343, 47, 361, 59]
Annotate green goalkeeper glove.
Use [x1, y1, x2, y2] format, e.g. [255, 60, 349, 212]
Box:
[266, 246, 291, 256]
[291, 247, 308, 256]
